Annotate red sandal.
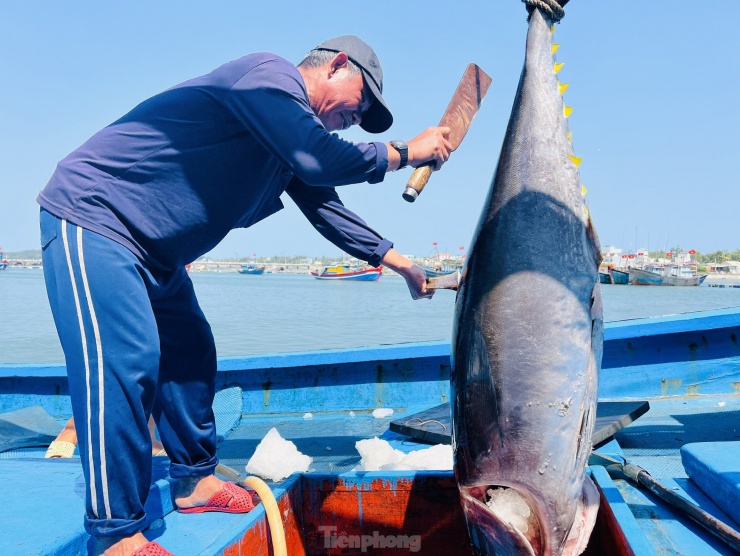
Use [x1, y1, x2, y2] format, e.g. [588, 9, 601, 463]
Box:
[178, 482, 258, 514]
[132, 541, 174, 556]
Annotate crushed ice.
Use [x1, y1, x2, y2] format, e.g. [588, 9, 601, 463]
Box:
[486, 488, 531, 534]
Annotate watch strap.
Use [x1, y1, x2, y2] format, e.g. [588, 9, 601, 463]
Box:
[389, 140, 408, 169]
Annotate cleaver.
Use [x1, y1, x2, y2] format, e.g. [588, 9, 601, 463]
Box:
[402, 63, 492, 203]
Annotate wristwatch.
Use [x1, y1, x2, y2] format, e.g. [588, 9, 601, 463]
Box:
[389, 140, 408, 169]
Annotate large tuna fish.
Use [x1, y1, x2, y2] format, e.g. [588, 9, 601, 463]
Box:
[451, 5, 602, 556]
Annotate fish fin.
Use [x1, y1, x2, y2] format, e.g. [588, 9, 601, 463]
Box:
[558, 81, 569, 95]
[554, 62, 565, 74]
[454, 319, 503, 462]
[552, 43, 560, 54]
[561, 475, 600, 556]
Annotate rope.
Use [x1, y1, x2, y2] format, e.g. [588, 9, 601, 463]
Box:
[405, 418, 447, 430]
[522, 0, 566, 24]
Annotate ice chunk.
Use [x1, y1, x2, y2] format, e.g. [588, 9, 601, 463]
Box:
[354, 437, 405, 471]
[303, 413, 313, 419]
[354, 437, 453, 471]
[245, 427, 312, 482]
[372, 408, 394, 419]
[348, 411, 356, 418]
[382, 444, 453, 471]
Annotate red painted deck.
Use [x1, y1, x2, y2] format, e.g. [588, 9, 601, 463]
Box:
[221, 472, 633, 555]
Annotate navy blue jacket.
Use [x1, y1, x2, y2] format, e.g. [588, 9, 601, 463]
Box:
[37, 53, 392, 270]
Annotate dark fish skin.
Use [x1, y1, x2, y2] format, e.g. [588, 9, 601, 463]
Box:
[451, 7, 602, 556]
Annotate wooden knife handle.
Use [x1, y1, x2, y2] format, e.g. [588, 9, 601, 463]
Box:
[402, 163, 434, 203]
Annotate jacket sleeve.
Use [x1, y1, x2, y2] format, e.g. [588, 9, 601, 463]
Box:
[285, 177, 393, 267]
[223, 57, 389, 186]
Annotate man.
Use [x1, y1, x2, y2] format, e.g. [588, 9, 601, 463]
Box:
[38, 35, 451, 556]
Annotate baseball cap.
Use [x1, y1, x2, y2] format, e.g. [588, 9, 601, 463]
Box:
[313, 35, 393, 134]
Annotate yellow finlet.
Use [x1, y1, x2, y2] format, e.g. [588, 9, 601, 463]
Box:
[554, 62, 565, 74]
[551, 25, 556, 34]
[581, 184, 588, 196]
[564, 105, 573, 118]
[569, 154, 582, 167]
[558, 82, 569, 95]
[552, 44, 560, 54]
[567, 131, 573, 143]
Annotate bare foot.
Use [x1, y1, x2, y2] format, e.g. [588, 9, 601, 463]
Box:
[175, 474, 226, 509]
[148, 418, 165, 456]
[51, 416, 165, 457]
[47, 418, 79, 458]
[95, 532, 149, 556]
[56, 418, 78, 445]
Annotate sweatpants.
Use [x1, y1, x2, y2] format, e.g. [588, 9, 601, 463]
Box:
[40, 208, 219, 538]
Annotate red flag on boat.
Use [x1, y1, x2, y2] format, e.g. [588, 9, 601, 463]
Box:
[666, 252, 673, 257]
[432, 242, 438, 246]
[689, 249, 696, 255]
[628, 254, 635, 259]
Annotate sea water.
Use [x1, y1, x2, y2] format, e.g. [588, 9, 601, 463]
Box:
[1, 269, 739, 365]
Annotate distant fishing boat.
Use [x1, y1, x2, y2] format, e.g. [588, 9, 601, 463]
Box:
[629, 265, 707, 287]
[310, 263, 382, 281]
[611, 268, 630, 285]
[420, 265, 459, 279]
[238, 264, 265, 275]
[598, 263, 618, 285]
[422, 243, 463, 280]
[0, 249, 7, 271]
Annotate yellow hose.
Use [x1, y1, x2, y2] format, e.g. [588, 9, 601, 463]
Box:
[242, 475, 287, 556]
[215, 463, 287, 556]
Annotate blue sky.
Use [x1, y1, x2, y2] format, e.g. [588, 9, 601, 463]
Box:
[1, 2, 738, 260]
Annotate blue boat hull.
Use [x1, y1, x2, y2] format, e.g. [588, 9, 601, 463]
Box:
[629, 267, 706, 286]
[611, 269, 629, 284]
[2, 308, 739, 555]
[238, 266, 265, 275]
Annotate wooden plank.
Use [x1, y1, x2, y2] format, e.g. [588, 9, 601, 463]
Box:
[389, 400, 650, 447]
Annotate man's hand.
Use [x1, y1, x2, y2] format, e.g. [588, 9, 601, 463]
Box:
[408, 127, 452, 171]
[386, 127, 452, 172]
[381, 248, 433, 300]
[402, 263, 434, 300]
